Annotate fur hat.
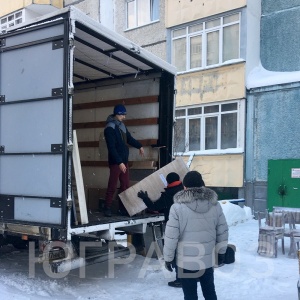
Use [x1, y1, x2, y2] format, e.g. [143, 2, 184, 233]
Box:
[183, 171, 205, 188]
[113, 104, 127, 115]
[166, 172, 180, 184]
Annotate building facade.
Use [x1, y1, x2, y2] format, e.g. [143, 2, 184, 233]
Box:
[62, 0, 167, 61]
[165, 0, 260, 202]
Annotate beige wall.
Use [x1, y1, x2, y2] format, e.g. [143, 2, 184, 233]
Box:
[0, 0, 63, 17]
[166, 0, 246, 28]
[0, 0, 31, 16]
[182, 154, 244, 187]
[176, 62, 246, 107]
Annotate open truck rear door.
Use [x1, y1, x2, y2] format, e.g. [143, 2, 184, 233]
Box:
[0, 20, 69, 228]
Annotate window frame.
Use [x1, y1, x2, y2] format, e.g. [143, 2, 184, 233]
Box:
[0, 10, 24, 33]
[174, 99, 245, 155]
[171, 12, 241, 72]
[126, 0, 159, 30]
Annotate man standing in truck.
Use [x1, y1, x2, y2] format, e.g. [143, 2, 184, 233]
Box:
[103, 104, 144, 217]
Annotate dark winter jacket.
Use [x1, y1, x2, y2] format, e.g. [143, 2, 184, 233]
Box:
[163, 187, 228, 271]
[104, 115, 142, 165]
[141, 181, 184, 222]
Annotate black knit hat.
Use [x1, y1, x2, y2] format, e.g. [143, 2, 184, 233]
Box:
[166, 172, 180, 184]
[183, 171, 205, 188]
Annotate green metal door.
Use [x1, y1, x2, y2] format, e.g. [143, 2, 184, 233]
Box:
[268, 159, 300, 210]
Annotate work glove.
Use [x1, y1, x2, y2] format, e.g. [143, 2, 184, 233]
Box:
[165, 261, 173, 272]
[217, 253, 225, 267]
[137, 190, 148, 200]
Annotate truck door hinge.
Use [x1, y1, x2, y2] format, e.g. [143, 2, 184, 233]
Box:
[0, 38, 6, 47]
[69, 38, 74, 47]
[52, 39, 64, 50]
[50, 198, 62, 208]
[0, 196, 14, 219]
[51, 144, 63, 153]
[68, 87, 74, 95]
[0, 95, 5, 103]
[67, 142, 73, 152]
[52, 88, 63, 97]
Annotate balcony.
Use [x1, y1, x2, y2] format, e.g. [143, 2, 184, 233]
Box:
[0, 0, 63, 18]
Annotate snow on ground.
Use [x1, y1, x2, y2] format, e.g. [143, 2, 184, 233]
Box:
[0, 202, 298, 300]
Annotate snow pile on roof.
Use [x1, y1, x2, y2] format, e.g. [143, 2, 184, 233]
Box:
[247, 63, 300, 89]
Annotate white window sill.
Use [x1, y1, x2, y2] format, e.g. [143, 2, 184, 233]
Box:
[175, 148, 244, 156]
[176, 58, 246, 75]
[125, 20, 160, 32]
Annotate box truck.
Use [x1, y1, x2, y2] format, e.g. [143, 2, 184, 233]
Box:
[0, 6, 176, 273]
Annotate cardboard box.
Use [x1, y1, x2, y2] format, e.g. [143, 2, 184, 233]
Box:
[119, 157, 189, 216]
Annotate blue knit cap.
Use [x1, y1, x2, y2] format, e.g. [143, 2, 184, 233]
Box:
[113, 104, 127, 115]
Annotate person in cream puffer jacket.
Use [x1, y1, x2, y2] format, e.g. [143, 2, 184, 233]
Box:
[163, 171, 228, 300]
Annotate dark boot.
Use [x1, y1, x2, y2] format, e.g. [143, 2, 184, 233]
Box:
[168, 279, 182, 288]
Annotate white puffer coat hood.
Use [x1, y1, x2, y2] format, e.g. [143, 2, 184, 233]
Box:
[173, 187, 218, 213]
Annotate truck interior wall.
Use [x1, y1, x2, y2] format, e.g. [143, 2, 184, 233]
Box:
[72, 75, 162, 200]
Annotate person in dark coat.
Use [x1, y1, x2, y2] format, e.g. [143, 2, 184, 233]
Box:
[137, 172, 184, 288]
[137, 172, 183, 222]
[164, 171, 228, 300]
[103, 104, 144, 217]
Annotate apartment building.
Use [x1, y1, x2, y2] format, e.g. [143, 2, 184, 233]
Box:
[165, 0, 259, 202]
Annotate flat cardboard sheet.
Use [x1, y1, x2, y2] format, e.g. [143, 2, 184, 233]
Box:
[119, 157, 189, 216]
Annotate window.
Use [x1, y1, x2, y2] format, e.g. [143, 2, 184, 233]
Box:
[171, 13, 240, 72]
[126, 0, 159, 29]
[174, 100, 245, 154]
[0, 10, 24, 33]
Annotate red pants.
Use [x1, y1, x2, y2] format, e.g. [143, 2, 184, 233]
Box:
[105, 164, 129, 209]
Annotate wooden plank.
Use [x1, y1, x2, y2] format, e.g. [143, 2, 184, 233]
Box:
[72, 130, 89, 224]
[119, 157, 189, 216]
[81, 161, 108, 167]
[78, 139, 158, 148]
[80, 160, 159, 168]
[130, 161, 157, 170]
[73, 95, 158, 110]
[73, 121, 105, 129]
[73, 118, 158, 130]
